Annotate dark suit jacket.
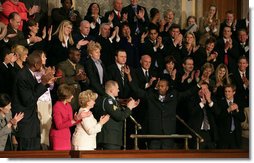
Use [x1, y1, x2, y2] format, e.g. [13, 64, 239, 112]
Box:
[214, 38, 240, 72]
[95, 35, 116, 68]
[84, 58, 107, 96]
[133, 67, 157, 90]
[217, 97, 245, 148]
[129, 80, 200, 135]
[187, 95, 219, 142]
[73, 32, 95, 65]
[122, 4, 149, 35]
[231, 69, 249, 107]
[107, 63, 133, 99]
[47, 35, 72, 66]
[6, 25, 28, 48]
[0, 63, 12, 96]
[104, 10, 122, 28]
[12, 66, 48, 138]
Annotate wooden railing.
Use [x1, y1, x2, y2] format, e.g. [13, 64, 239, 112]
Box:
[0, 149, 249, 158]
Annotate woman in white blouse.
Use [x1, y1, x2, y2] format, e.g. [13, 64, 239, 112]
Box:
[72, 90, 109, 150]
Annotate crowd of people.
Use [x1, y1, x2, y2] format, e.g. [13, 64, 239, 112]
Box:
[0, 0, 249, 151]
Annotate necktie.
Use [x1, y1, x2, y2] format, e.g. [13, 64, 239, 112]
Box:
[117, 11, 121, 20]
[229, 101, 235, 132]
[202, 108, 210, 131]
[120, 66, 125, 85]
[145, 70, 149, 82]
[242, 72, 245, 79]
[224, 53, 228, 66]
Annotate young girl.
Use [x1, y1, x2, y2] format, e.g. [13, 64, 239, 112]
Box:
[50, 84, 90, 150]
[0, 93, 23, 151]
[72, 90, 109, 150]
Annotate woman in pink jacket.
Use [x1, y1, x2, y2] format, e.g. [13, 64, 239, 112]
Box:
[50, 84, 91, 150]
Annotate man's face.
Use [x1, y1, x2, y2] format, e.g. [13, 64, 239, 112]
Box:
[170, 28, 180, 38]
[223, 27, 232, 39]
[80, 22, 90, 35]
[10, 14, 21, 30]
[183, 59, 194, 73]
[238, 58, 248, 71]
[114, 0, 123, 11]
[115, 51, 127, 65]
[140, 55, 151, 70]
[111, 84, 119, 97]
[224, 87, 235, 100]
[69, 50, 81, 63]
[238, 31, 248, 43]
[149, 29, 158, 41]
[158, 80, 169, 95]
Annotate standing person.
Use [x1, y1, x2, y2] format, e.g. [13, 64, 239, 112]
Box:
[11, 50, 56, 150]
[104, 0, 123, 28]
[0, 0, 40, 31]
[51, 0, 82, 33]
[72, 90, 110, 150]
[50, 84, 91, 150]
[0, 93, 24, 151]
[217, 84, 245, 149]
[47, 20, 74, 66]
[34, 51, 54, 150]
[122, 0, 149, 36]
[187, 82, 219, 149]
[127, 68, 201, 149]
[199, 4, 220, 47]
[56, 47, 89, 113]
[97, 80, 139, 150]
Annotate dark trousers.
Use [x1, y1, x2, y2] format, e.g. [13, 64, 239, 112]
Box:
[101, 143, 122, 150]
[17, 137, 41, 150]
[148, 139, 174, 149]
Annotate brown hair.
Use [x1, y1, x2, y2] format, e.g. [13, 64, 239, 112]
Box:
[57, 84, 75, 101]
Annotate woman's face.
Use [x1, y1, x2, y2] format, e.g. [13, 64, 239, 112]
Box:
[209, 6, 216, 17]
[29, 23, 39, 34]
[185, 33, 194, 44]
[165, 61, 175, 72]
[218, 67, 226, 78]
[87, 99, 96, 108]
[206, 42, 215, 53]
[20, 51, 28, 62]
[90, 48, 101, 60]
[0, 103, 11, 114]
[41, 53, 47, 65]
[91, 3, 100, 15]
[64, 24, 72, 36]
[66, 95, 73, 103]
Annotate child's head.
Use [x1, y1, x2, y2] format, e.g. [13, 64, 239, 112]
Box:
[79, 90, 98, 108]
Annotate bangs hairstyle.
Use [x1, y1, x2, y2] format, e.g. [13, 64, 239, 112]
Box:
[0, 93, 11, 107]
[79, 90, 98, 108]
[57, 84, 75, 101]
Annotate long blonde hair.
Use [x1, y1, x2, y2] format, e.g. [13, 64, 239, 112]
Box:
[215, 63, 231, 85]
[53, 20, 74, 45]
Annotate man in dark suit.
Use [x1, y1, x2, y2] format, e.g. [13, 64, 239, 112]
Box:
[12, 50, 55, 150]
[232, 56, 249, 108]
[122, 0, 149, 36]
[104, 0, 123, 28]
[215, 25, 239, 73]
[237, 29, 249, 60]
[127, 69, 201, 149]
[187, 82, 219, 149]
[217, 84, 245, 149]
[140, 27, 166, 72]
[4, 12, 41, 48]
[73, 20, 95, 65]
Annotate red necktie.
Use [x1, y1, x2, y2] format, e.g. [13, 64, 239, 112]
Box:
[224, 53, 228, 65]
[117, 12, 121, 20]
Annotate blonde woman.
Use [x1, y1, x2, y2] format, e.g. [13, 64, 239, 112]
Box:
[48, 20, 74, 66]
[182, 32, 200, 59]
[85, 41, 108, 96]
[212, 63, 231, 99]
[72, 90, 109, 150]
